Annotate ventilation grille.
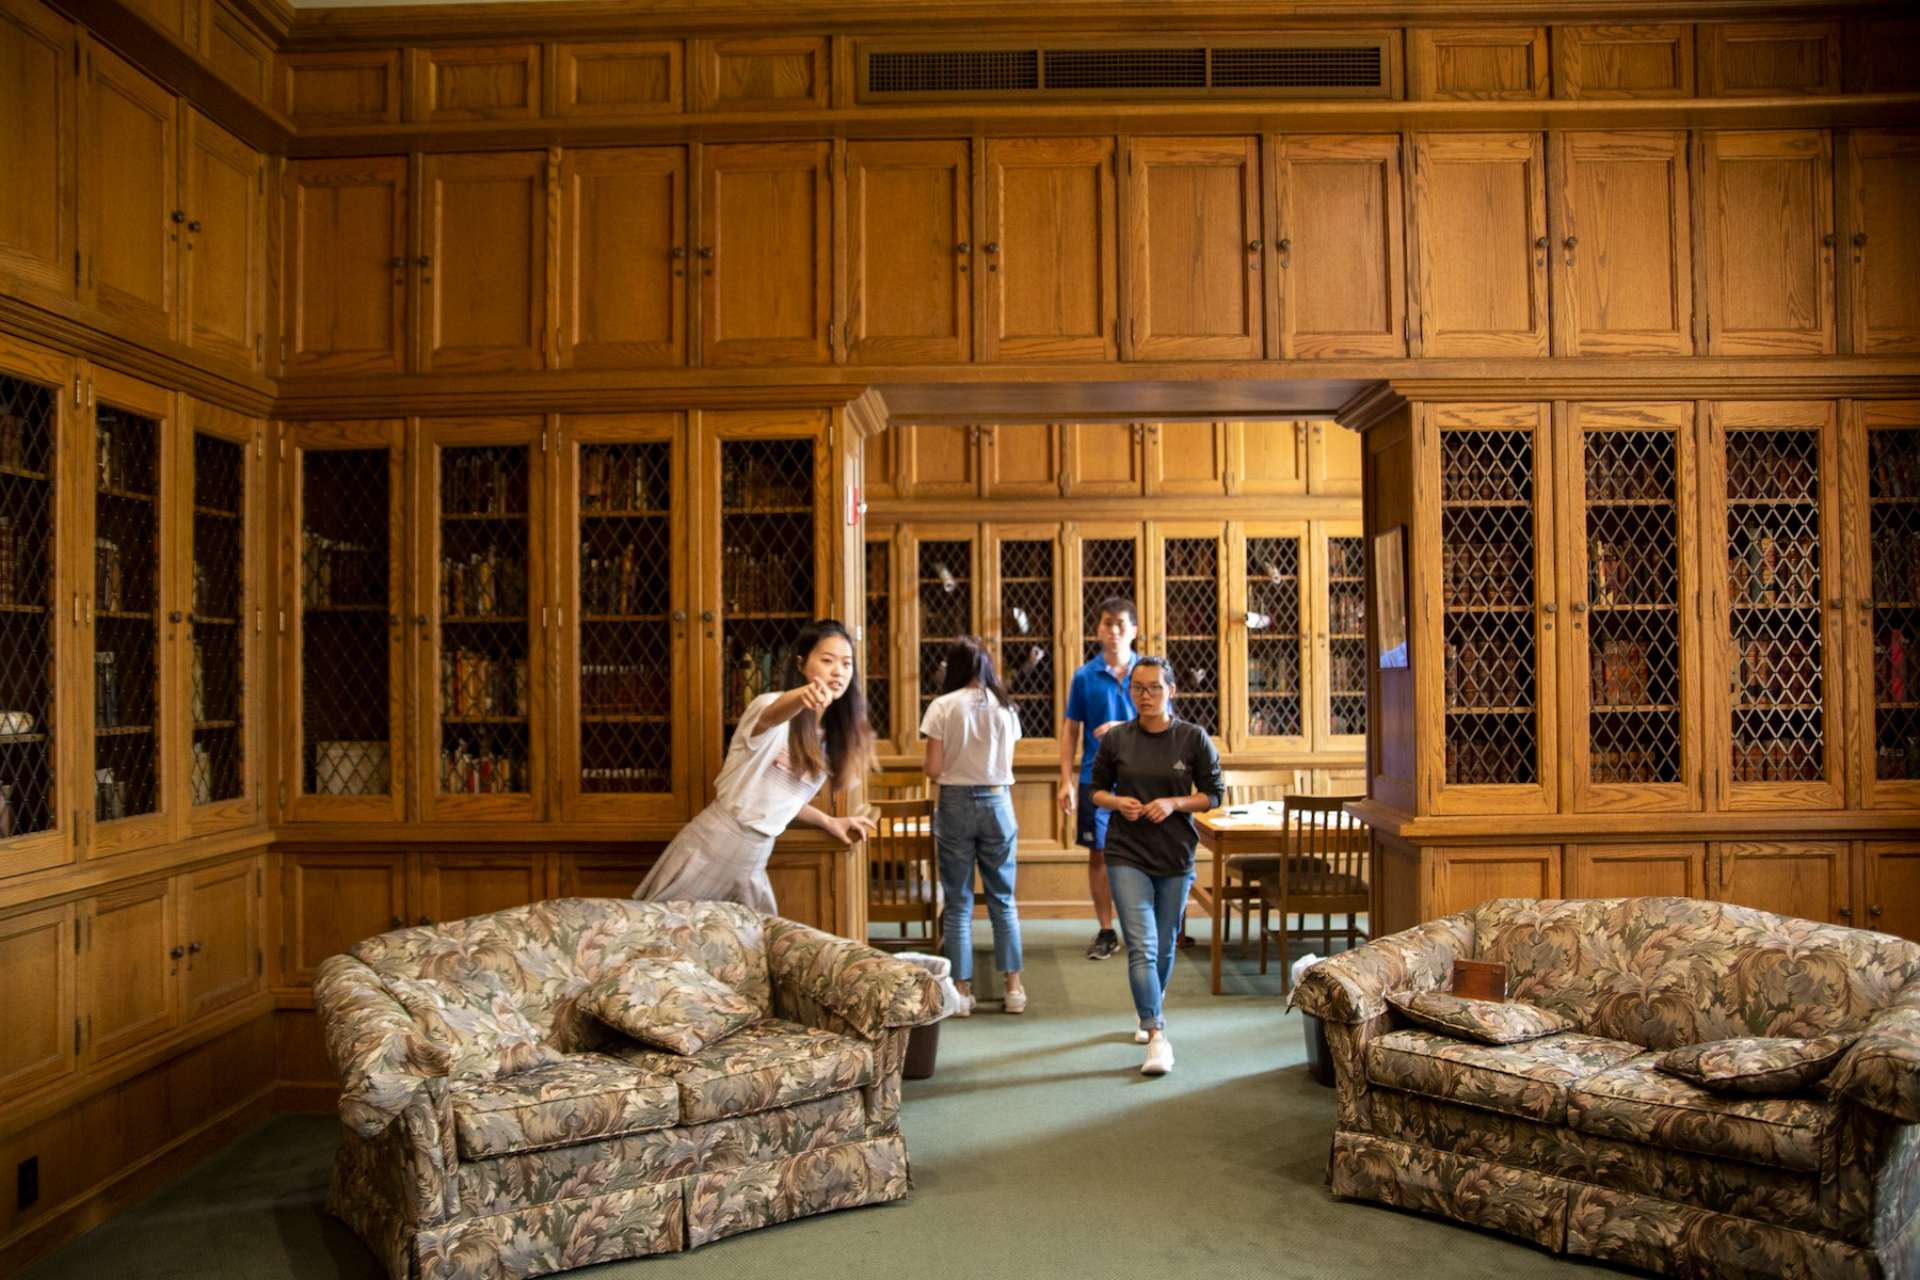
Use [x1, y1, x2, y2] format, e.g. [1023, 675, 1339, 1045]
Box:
[860, 37, 1393, 101]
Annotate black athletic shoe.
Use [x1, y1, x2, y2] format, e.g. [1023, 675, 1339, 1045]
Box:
[1086, 928, 1121, 960]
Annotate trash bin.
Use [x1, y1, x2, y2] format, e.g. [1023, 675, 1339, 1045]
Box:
[1290, 952, 1335, 1089]
[894, 952, 964, 1080]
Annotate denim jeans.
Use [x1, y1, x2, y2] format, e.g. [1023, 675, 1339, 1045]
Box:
[935, 786, 1022, 982]
[1105, 862, 1196, 1032]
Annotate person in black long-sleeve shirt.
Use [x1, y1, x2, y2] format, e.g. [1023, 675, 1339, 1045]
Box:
[1089, 655, 1223, 1076]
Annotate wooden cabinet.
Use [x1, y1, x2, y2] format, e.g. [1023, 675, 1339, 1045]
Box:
[1411, 133, 1549, 357]
[283, 157, 409, 376]
[180, 110, 263, 369]
[863, 532, 899, 751]
[417, 851, 545, 927]
[900, 425, 978, 499]
[1145, 423, 1230, 496]
[1308, 421, 1363, 495]
[1270, 135, 1406, 358]
[176, 856, 261, 1020]
[1843, 130, 1920, 355]
[845, 140, 970, 365]
[985, 523, 1063, 753]
[1711, 839, 1850, 924]
[1700, 130, 1835, 356]
[0, 0, 77, 300]
[1851, 402, 1920, 811]
[982, 138, 1118, 363]
[81, 878, 176, 1063]
[1566, 842, 1707, 897]
[1705, 401, 1845, 811]
[982, 424, 1061, 498]
[1068, 521, 1145, 664]
[83, 41, 178, 337]
[410, 45, 541, 123]
[700, 142, 832, 366]
[1122, 137, 1262, 362]
[285, 421, 408, 824]
[1862, 842, 1920, 941]
[1230, 422, 1305, 496]
[1149, 522, 1229, 743]
[418, 151, 549, 373]
[1550, 131, 1692, 356]
[556, 147, 686, 369]
[279, 850, 405, 983]
[1230, 522, 1308, 751]
[903, 523, 980, 725]
[1553, 24, 1694, 99]
[1062, 423, 1145, 497]
[0, 903, 74, 1102]
[1314, 520, 1368, 752]
[413, 419, 550, 822]
[1431, 845, 1561, 916]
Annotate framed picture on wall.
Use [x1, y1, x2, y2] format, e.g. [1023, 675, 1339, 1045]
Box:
[1374, 525, 1408, 669]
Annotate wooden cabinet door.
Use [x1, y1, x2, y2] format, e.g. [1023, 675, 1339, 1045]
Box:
[1123, 137, 1262, 361]
[557, 146, 686, 369]
[286, 422, 408, 824]
[181, 110, 263, 369]
[1067, 522, 1146, 668]
[984, 523, 1064, 755]
[904, 523, 982, 727]
[1563, 402, 1703, 814]
[1706, 401, 1846, 811]
[1844, 130, 1920, 355]
[700, 142, 831, 366]
[283, 157, 408, 376]
[0, 0, 77, 299]
[766, 847, 837, 935]
[982, 424, 1061, 498]
[899, 424, 978, 499]
[1230, 522, 1309, 752]
[558, 854, 653, 900]
[1145, 423, 1230, 496]
[83, 41, 177, 337]
[1711, 840, 1850, 924]
[1701, 130, 1835, 355]
[280, 851, 406, 984]
[1062, 423, 1144, 497]
[1430, 846, 1561, 917]
[1863, 842, 1920, 941]
[0, 904, 74, 1103]
[1312, 520, 1369, 753]
[1308, 421, 1363, 495]
[1411, 133, 1548, 357]
[982, 138, 1118, 363]
[1149, 521, 1230, 745]
[1229, 422, 1304, 496]
[419, 151, 548, 373]
[82, 879, 176, 1063]
[1550, 131, 1692, 356]
[1566, 843, 1707, 898]
[1271, 135, 1406, 358]
[417, 851, 545, 928]
[1850, 403, 1920, 811]
[177, 856, 262, 1020]
[846, 140, 970, 365]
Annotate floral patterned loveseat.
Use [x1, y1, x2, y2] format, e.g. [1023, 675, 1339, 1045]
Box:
[1292, 897, 1920, 1279]
[313, 898, 944, 1280]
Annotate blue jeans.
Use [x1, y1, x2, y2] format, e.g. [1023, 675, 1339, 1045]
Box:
[1106, 862, 1196, 1032]
[935, 786, 1022, 982]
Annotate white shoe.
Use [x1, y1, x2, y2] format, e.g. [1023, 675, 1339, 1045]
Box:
[1141, 1034, 1174, 1076]
[952, 992, 975, 1018]
[1133, 1028, 1151, 1044]
[1003, 989, 1028, 1014]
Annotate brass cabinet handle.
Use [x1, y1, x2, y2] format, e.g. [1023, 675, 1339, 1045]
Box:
[1246, 239, 1262, 253]
[1870, 905, 1884, 918]
[171, 209, 186, 224]
[1853, 232, 1869, 248]
[188, 941, 202, 954]
[1542, 602, 1557, 615]
[1828, 598, 1844, 610]
[418, 914, 433, 926]
[414, 613, 428, 626]
[984, 242, 999, 254]
[696, 247, 713, 259]
[672, 609, 687, 622]
[389, 257, 405, 269]
[670, 247, 685, 259]
[416, 254, 432, 267]
[1534, 236, 1549, 251]
[1839, 906, 1854, 920]
[1822, 232, 1836, 248]
[169, 610, 184, 623]
[1570, 602, 1587, 614]
[389, 915, 403, 929]
[701, 610, 715, 622]
[169, 945, 186, 959]
[187, 219, 202, 233]
[956, 242, 971, 253]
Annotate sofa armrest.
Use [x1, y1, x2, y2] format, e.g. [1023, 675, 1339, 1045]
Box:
[314, 953, 451, 1138]
[1288, 912, 1475, 1024]
[765, 920, 943, 1039]
[1829, 995, 1920, 1124]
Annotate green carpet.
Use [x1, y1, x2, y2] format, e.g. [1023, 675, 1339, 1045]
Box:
[23, 921, 1618, 1279]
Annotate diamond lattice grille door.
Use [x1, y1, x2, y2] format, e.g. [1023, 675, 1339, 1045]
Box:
[999, 536, 1056, 740]
[1325, 532, 1367, 742]
[1161, 534, 1223, 738]
[917, 537, 973, 719]
[0, 373, 59, 847]
[865, 538, 892, 742]
[1079, 534, 1139, 662]
[719, 437, 815, 753]
[190, 431, 247, 808]
[92, 405, 163, 826]
[1245, 532, 1304, 741]
[1866, 419, 1920, 802]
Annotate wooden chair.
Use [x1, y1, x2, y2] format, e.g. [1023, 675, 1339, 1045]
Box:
[866, 796, 941, 953]
[1254, 795, 1371, 993]
[1215, 769, 1303, 946]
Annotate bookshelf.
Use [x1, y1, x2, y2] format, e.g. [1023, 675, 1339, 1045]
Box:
[914, 535, 974, 720]
[0, 373, 56, 847]
[996, 534, 1057, 742]
[718, 435, 817, 752]
[188, 430, 246, 810]
[1156, 531, 1225, 739]
[1242, 529, 1306, 746]
[864, 536, 892, 743]
[91, 404, 162, 828]
[1865, 416, 1920, 806]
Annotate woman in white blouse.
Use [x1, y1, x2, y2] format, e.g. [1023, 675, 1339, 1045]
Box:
[922, 636, 1027, 1014]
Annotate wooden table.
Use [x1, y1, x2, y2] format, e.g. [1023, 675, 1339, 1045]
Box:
[1194, 806, 1365, 995]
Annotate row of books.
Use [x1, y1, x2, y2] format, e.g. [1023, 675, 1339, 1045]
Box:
[442, 549, 528, 617]
[581, 662, 668, 716]
[1248, 649, 1300, 693]
[1583, 452, 1671, 502]
[302, 531, 385, 608]
[440, 652, 530, 718]
[582, 546, 669, 616]
[0, 516, 15, 606]
[1876, 631, 1917, 703]
[1328, 540, 1365, 578]
[440, 744, 525, 795]
[443, 453, 524, 516]
[1441, 446, 1527, 503]
[96, 425, 153, 493]
[1445, 737, 1536, 786]
[1164, 542, 1216, 577]
[722, 543, 811, 614]
[1868, 436, 1920, 499]
[1328, 588, 1366, 635]
[581, 767, 671, 794]
[1248, 707, 1303, 737]
[1442, 541, 1530, 607]
[94, 538, 128, 612]
[581, 448, 669, 512]
[1870, 535, 1920, 602]
[1727, 439, 1816, 502]
[1733, 636, 1819, 706]
[1727, 528, 1819, 606]
[1874, 737, 1920, 782]
[1589, 536, 1671, 607]
[1591, 637, 1659, 707]
[719, 453, 809, 510]
[1446, 637, 1532, 708]
[1329, 645, 1367, 693]
[1731, 738, 1821, 783]
[0, 403, 38, 470]
[1589, 748, 1672, 785]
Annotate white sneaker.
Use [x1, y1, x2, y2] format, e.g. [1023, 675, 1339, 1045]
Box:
[952, 991, 975, 1018]
[1141, 1034, 1174, 1076]
[1133, 1028, 1151, 1044]
[1003, 989, 1028, 1014]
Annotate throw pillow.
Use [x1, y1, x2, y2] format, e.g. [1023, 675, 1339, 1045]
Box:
[1657, 1034, 1856, 1095]
[383, 970, 565, 1082]
[1387, 989, 1574, 1045]
[583, 956, 762, 1055]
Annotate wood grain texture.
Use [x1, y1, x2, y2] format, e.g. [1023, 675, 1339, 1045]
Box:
[1122, 137, 1262, 363]
[0, 0, 78, 302]
[1271, 134, 1405, 359]
[1411, 133, 1548, 358]
[557, 147, 686, 369]
[982, 137, 1117, 364]
[282, 157, 408, 376]
[1549, 130, 1692, 357]
[701, 142, 833, 366]
[1554, 25, 1693, 100]
[1845, 131, 1920, 356]
[1701, 21, 1842, 98]
[1409, 27, 1549, 102]
[846, 139, 971, 366]
[1701, 130, 1835, 356]
[692, 36, 827, 113]
[410, 45, 540, 124]
[549, 40, 682, 116]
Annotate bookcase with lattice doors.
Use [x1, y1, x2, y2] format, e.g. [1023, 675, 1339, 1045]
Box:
[986, 523, 1064, 756]
[1313, 520, 1368, 755]
[1853, 401, 1920, 812]
[1147, 522, 1229, 745]
[903, 524, 980, 729]
[863, 531, 899, 752]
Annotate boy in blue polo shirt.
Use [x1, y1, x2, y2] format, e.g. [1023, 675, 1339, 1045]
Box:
[1058, 596, 1139, 960]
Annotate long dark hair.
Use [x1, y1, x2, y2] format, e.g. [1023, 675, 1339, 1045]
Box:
[938, 635, 1012, 710]
[780, 619, 874, 791]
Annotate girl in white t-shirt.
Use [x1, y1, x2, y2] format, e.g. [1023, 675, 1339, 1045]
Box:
[637, 620, 875, 912]
[921, 636, 1027, 1014]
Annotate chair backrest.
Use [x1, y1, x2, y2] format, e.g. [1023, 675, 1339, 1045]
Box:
[1283, 794, 1369, 899]
[868, 796, 937, 911]
[868, 770, 929, 802]
[1221, 768, 1305, 807]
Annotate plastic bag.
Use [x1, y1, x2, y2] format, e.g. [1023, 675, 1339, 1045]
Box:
[1290, 951, 1322, 990]
[893, 951, 967, 1021]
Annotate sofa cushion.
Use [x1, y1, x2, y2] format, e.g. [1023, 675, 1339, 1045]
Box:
[1367, 1029, 1642, 1124]
[384, 971, 566, 1083]
[583, 957, 762, 1055]
[1570, 1054, 1838, 1173]
[1388, 991, 1574, 1045]
[1657, 1034, 1854, 1095]
[451, 1057, 681, 1159]
[607, 1019, 875, 1125]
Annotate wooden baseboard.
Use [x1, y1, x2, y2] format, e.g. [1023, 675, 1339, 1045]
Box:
[0, 1084, 274, 1277]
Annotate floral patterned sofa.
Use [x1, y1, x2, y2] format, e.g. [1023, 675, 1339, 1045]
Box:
[1292, 897, 1920, 1279]
[313, 898, 944, 1280]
